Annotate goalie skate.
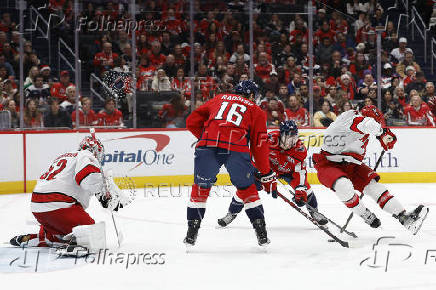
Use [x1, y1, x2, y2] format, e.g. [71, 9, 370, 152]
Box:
[217, 212, 237, 227]
[56, 244, 90, 258]
[398, 205, 429, 235]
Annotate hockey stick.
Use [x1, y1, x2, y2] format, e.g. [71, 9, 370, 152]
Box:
[276, 188, 349, 248]
[339, 150, 386, 233]
[89, 128, 122, 248]
[277, 179, 358, 238]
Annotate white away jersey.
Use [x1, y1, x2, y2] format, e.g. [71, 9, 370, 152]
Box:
[321, 110, 383, 164]
[31, 150, 103, 213]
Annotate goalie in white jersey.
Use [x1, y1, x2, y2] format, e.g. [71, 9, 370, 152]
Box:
[10, 133, 133, 253]
[312, 105, 428, 234]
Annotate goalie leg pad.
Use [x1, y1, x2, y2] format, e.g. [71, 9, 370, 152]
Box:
[363, 179, 405, 215]
[70, 222, 106, 252]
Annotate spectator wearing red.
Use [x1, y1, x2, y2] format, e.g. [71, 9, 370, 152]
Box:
[71, 97, 98, 128]
[50, 71, 73, 102]
[162, 8, 183, 36]
[394, 87, 408, 108]
[93, 42, 118, 75]
[23, 99, 43, 128]
[172, 68, 191, 99]
[97, 98, 123, 127]
[148, 41, 166, 67]
[349, 52, 371, 81]
[265, 97, 286, 126]
[403, 92, 435, 126]
[331, 14, 348, 35]
[173, 44, 187, 68]
[314, 20, 336, 45]
[158, 95, 188, 128]
[255, 52, 274, 83]
[285, 95, 310, 127]
[289, 18, 308, 44]
[137, 55, 156, 90]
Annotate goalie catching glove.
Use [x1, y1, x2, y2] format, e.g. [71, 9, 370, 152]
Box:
[96, 171, 135, 211]
[377, 128, 397, 151]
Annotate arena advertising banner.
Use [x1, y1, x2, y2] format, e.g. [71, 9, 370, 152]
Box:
[0, 128, 434, 194]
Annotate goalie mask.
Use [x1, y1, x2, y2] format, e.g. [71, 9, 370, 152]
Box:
[279, 120, 299, 150]
[79, 136, 105, 163]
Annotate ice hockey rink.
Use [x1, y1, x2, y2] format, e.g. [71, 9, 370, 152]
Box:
[1, 183, 435, 290]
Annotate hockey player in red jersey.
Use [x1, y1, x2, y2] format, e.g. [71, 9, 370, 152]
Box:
[10, 133, 133, 255]
[312, 105, 428, 234]
[184, 80, 277, 246]
[218, 120, 328, 227]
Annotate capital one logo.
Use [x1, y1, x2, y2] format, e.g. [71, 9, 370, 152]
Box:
[102, 134, 174, 170]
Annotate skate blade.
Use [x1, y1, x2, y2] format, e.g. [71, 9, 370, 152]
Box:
[412, 207, 429, 235]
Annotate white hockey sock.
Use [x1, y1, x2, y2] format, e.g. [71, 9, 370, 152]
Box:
[363, 180, 405, 216]
[333, 178, 368, 216]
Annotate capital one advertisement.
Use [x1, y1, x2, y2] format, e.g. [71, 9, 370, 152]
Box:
[24, 128, 436, 184]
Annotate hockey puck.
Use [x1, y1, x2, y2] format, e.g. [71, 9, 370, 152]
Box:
[328, 239, 336, 242]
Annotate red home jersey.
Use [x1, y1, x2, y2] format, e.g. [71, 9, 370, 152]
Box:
[267, 131, 310, 189]
[285, 107, 310, 127]
[404, 103, 435, 126]
[186, 93, 270, 174]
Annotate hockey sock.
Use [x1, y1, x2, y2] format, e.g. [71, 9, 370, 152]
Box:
[187, 208, 206, 220]
[376, 191, 405, 216]
[363, 180, 405, 216]
[228, 196, 244, 214]
[187, 184, 211, 220]
[344, 193, 367, 216]
[306, 192, 318, 209]
[245, 205, 265, 223]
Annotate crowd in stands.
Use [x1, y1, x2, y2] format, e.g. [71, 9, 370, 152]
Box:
[0, 0, 435, 129]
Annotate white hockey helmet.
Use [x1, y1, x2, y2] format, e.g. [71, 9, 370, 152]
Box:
[78, 135, 105, 163]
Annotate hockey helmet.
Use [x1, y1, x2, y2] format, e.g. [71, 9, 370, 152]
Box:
[78, 135, 105, 163]
[279, 120, 299, 150]
[361, 105, 384, 124]
[234, 80, 259, 97]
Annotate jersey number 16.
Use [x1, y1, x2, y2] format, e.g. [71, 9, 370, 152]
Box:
[215, 101, 247, 126]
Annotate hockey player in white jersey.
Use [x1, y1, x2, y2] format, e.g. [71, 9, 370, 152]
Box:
[312, 105, 428, 234]
[10, 133, 133, 254]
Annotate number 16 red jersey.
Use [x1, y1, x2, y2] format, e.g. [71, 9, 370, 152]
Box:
[186, 93, 271, 174]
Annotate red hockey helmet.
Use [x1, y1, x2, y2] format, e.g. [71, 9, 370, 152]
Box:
[360, 105, 385, 125]
[78, 136, 105, 163]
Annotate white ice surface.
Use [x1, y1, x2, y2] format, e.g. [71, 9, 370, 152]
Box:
[1, 184, 436, 290]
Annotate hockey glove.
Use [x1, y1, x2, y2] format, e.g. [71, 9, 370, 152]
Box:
[293, 186, 308, 207]
[256, 170, 278, 198]
[377, 128, 397, 151]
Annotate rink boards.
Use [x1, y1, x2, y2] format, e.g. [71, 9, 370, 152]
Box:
[0, 127, 435, 194]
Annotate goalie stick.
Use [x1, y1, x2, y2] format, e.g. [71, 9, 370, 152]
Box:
[90, 128, 123, 248]
[276, 188, 349, 248]
[339, 150, 386, 233]
[277, 180, 358, 239]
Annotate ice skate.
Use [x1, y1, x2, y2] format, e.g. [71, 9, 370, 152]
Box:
[252, 219, 270, 246]
[56, 244, 90, 258]
[308, 207, 328, 226]
[9, 234, 34, 247]
[360, 209, 381, 228]
[183, 219, 201, 246]
[397, 205, 429, 235]
[217, 212, 237, 227]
